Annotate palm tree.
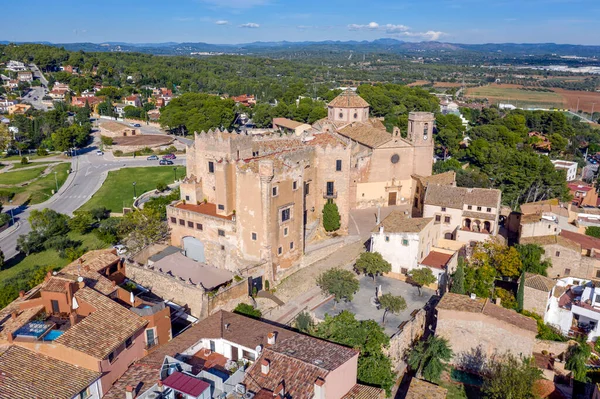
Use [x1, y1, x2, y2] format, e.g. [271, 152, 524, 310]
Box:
[408, 335, 453, 383]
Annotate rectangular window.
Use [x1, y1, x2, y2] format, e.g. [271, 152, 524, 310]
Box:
[146, 329, 156, 349]
[336, 159, 342, 171]
[477, 206, 482, 211]
[252, 232, 257, 241]
[252, 151, 259, 157]
[79, 388, 91, 399]
[210, 340, 216, 352]
[290, 242, 294, 250]
[218, 229, 225, 237]
[187, 221, 193, 228]
[435, 215, 441, 223]
[416, 186, 420, 194]
[218, 204, 225, 210]
[185, 195, 190, 201]
[293, 181, 298, 190]
[221, 245, 225, 251]
[564, 268, 571, 276]
[555, 251, 560, 257]
[326, 181, 335, 196]
[196, 223, 203, 230]
[305, 183, 310, 195]
[125, 337, 133, 349]
[444, 216, 451, 224]
[441, 207, 446, 212]
[278, 247, 283, 255]
[179, 219, 185, 226]
[272, 186, 278, 197]
[170, 217, 176, 224]
[242, 349, 256, 361]
[51, 300, 60, 314]
[283, 227, 289, 237]
[401, 268, 408, 274]
[108, 351, 115, 363]
[281, 208, 291, 222]
[596, 270, 600, 279]
[487, 207, 492, 212]
[402, 239, 409, 246]
[467, 205, 472, 210]
[385, 236, 390, 242]
[208, 161, 214, 173]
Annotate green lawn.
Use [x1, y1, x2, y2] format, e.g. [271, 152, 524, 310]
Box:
[0, 231, 109, 283]
[79, 166, 185, 213]
[1, 153, 55, 161]
[0, 166, 47, 185]
[9, 161, 60, 170]
[0, 163, 71, 205]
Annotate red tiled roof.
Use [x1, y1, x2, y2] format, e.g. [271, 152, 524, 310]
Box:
[560, 230, 600, 250]
[163, 371, 209, 396]
[420, 251, 453, 269]
[174, 202, 234, 221]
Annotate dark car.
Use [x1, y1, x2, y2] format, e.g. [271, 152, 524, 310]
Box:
[147, 155, 158, 161]
[159, 159, 174, 165]
[162, 154, 176, 160]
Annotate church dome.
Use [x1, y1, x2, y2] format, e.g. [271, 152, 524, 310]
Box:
[328, 89, 369, 108]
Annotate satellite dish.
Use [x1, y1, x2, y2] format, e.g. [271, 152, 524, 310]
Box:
[255, 345, 263, 354]
[77, 276, 84, 283]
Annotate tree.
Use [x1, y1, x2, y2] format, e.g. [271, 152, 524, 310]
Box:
[233, 303, 262, 319]
[408, 268, 436, 296]
[565, 340, 591, 382]
[464, 263, 496, 298]
[295, 311, 313, 333]
[472, 241, 522, 279]
[28, 208, 70, 238]
[586, 226, 600, 239]
[451, 257, 466, 294]
[355, 252, 391, 283]
[378, 293, 406, 324]
[0, 249, 4, 269]
[313, 310, 395, 394]
[408, 336, 453, 383]
[89, 207, 110, 222]
[118, 207, 169, 253]
[0, 123, 11, 152]
[517, 272, 525, 312]
[516, 244, 551, 276]
[322, 200, 341, 232]
[68, 211, 95, 234]
[316, 268, 359, 308]
[494, 287, 517, 310]
[482, 353, 543, 399]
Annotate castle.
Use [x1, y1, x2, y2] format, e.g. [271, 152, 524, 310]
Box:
[166, 89, 435, 279]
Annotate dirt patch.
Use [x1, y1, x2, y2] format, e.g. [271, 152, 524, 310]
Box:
[433, 82, 464, 88]
[407, 80, 429, 87]
[112, 135, 173, 147]
[552, 88, 600, 113]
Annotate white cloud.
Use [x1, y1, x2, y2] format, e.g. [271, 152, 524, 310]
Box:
[215, 20, 230, 25]
[239, 22, 260, 28]
[347, 21, 444, 41]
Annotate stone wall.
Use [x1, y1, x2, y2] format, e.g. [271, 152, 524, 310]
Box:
[533, 339, 569, 357]
[385, 308, 427, 372]
[206, 279, 249, 314]
[524, 286, 550, 317]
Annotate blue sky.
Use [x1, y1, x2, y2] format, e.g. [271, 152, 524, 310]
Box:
[2, 0, 598, 45]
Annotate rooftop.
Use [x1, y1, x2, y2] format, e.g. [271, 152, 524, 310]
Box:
[405, 378, 448, 399]
[374, 213, 433, 234]
[0, 345, 101, 399]
[163, 371, 210, 397]
[328, 89, 370, 108]
[150, 252, 233, 290]
[437, 293, 537, 333]
[519, 234, 581, 253]
[173, 201, 234, 221]
[337, 122, 393, 148]
[560, 230, 600, 251]
[524, 273, 556, 292]
[420, 251, 454, 270]
[273, 117, 308, 130]
[424, 184, 501, 209]
[414, 171, 456, 187]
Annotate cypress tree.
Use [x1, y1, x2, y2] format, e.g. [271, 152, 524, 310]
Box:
[451, 257, 466, 294]
[322, 200, 340, 232]
[517, 271, 525, 312]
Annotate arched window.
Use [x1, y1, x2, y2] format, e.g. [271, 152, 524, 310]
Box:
[484, 221, 492, 233]
[339, 112, 343, 118]
[463, 218, 471, 230]
[353, 113, 358, 119]
[424, 123, 429, 136]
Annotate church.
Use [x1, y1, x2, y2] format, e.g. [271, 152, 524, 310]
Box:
[166, 89, 436, 279]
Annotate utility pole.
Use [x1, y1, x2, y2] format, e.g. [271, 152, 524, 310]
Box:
[592, 103, 596, 121]
[54, 171, 58, 193]
[576, 97, 580, 113]
[133, 181, 137, 199]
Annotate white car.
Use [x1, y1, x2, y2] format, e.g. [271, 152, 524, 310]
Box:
[96, 150, 104, 156]
[113, 244, 128, 255]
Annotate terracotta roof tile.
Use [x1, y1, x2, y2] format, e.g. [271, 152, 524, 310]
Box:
[269, 334, 358, 371]
[337, 123, 392, 148]
[0, 345, 101, 399]
[421, 251, 454, 269]
[560, 230, 600, 251]
[328, 89, 369, 108]
[405, 378, 448, 399]
[414, 171, 456, 187]
[425, 185, 501, 209]
[55, 287, 147, 359]
[374, 212, 433, 233]
[524, 273, 556, 292]
[342, 384, 384, 399]
[519, 235, 581, 252]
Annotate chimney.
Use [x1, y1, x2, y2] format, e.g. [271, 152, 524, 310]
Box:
[125, 385, 135, 399]
[11, 310, 18, 320]
[314, 378, 326, 399]
[261, 359, 270, 375]
[470, 293, 476, 300]
[495, 297, 501, 306]
[275, 382, 285, 398]
[45, 271, 52, 281]
[69, 312, 78, 326]
[18, 290, 25, 299]
[157, 381, 164, 393]
[267, 332, 277, 345]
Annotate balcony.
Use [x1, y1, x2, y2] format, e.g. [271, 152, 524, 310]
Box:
[145, 337, 159, 350]
[323, 191, 338, 199]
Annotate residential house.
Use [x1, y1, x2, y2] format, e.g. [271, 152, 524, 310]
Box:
[6, 60, 26, 71]
[49, 82, 70, 101]
[370, 212, 458, 286]
[105, 310, 383, 399]
[436, 293, 538, 360]
[114, 103, 127, 118]
[60, 65, 79, 74]
[8, 103, 31, 115]
[17, 71, 33, 83]
[0, 99, 16, 113]
[423, 184, 502, 243]
[71, 96, 103, 109]
[520, 230, 600, 280]
[529, 132, 552, 153]
[4, 79, 18, 90]
[511, 199, 573, 240]
[411, 171, 456, 217]
[523, 273, 557, 317]
[231, 94, 256, 107]
[272, 117, 312, 135]
[0, 249, 173, 396]
[147, 108, 161, 121]
[552, 160, 578, 181]
[568, 181, 598, 207]
[81, 89, 96, 98]
[0, 345, 103, 399]
[124, 94, 142, 108]
[168, 90, 436, 280]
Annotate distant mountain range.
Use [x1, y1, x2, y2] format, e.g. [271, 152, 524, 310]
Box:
[1, 38, 599, 58]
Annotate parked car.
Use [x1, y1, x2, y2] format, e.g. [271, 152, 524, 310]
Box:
[96, 150, 104, 156]
[147, 155, 158, 160]
[159, 159, 174, 165]
[162, 154, 176, 160]
[133, 123, 141, 127]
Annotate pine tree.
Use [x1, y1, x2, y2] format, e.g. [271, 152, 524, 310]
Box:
[451, 257, 466, 294]
[322, 200, 341, 232]
[517, 271, 525, 312]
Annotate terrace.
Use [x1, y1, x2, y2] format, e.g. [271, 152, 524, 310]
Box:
[171, 201, 234, 221]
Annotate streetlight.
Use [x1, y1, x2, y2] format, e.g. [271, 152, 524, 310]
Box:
[132, 181, 137, 199]
[173, 167, 178, 182]
[8, 200, 14, 225]
[54, 171, 58, 193]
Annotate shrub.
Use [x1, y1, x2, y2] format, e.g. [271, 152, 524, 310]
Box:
[156, 182, 168, 192]
[100, 136, 113, 146]
[113, 150, 123, 156]
[20, 157, 29, 165]
[44, 236, 80, 252]
[521, 310, 567, 341]
[265, 280, 270, 291]
[295, 311, 313, 332]
[36, 148, 48, 156]
[0, 190, 14, 202]
[233, 303, 262, 319]
[0, 213, 10, 226]
[322, 200, 341, 232]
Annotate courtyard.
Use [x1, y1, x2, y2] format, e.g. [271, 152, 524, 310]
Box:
[313, 274, 434, 336]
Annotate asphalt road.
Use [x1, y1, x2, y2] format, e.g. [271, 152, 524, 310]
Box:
[0, 137, 185, 261]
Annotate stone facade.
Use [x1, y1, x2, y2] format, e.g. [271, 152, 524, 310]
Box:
[167, 91, 435, 280]
[524, 286, 552, 317]
[386, 308, 427, 373]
